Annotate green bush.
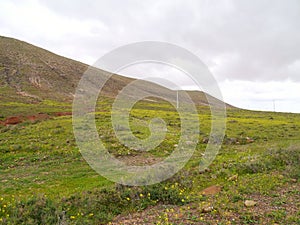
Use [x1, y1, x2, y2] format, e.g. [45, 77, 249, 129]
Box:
[0, 174, 193, 225]
[2, 195, 58, 225]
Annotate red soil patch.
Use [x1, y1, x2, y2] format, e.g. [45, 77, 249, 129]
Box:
[26, 115, 37, 122]
[4, 116, 23, 125]
[1, 112, 71, 126]
[27, 113, 50, 122]
[54, 112, 72, 117]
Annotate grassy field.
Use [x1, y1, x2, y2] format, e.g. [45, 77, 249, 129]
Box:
[0, 98, 299, 224]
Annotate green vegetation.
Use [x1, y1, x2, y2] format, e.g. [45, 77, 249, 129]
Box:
[0, 99, 72, 118]
[1, 35, 298, 224]
[0, 98, 299, 224]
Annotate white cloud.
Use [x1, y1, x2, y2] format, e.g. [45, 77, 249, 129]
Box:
[219, 79, 300, 113]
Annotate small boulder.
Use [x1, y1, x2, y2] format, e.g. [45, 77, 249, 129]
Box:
[246, 137, 254, 143]
[201, 185, 222, 195]
[244, 200, 256, 207]
[201, 205, 214, 213]
[202, 138, 209, 144]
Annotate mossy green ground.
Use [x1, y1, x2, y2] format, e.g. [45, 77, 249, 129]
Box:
[0, 98, 299, 224]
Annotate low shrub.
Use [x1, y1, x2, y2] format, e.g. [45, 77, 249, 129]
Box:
[236, 145, 300, 178]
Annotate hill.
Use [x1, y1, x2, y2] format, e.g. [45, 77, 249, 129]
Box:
[0, 36, 226, 108]
[0, 36, 127, 102]
[0, 36, 299, 225]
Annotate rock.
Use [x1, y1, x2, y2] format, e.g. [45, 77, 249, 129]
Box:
[201, 185, 222, 195]
[202, 138, 209, 144]
[199, 168, 211, 174]
[228, 174, 238, 181]
[244, 200, 256, 207]
[246, 137, 254, 143]
[210, 174, 217, 179]
[202, 205, 214, 213]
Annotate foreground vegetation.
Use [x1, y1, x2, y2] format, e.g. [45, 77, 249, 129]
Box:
[0, 98, 299, 224]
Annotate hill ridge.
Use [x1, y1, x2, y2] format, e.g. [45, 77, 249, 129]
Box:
[0, 35, 227, 108]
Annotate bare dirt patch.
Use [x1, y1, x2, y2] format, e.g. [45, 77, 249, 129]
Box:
[117, 154, 162, 166]
[111, 181, 299, 224]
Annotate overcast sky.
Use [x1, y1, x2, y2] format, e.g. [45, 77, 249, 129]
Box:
[1, 0, 300, 112]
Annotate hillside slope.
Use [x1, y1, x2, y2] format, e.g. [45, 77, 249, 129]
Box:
[0, 36, 225, 107]
[0, 36, 132, 102]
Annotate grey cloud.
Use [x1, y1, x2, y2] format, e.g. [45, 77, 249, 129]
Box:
[1, 0, 300, 82]
[38, 0, 300, 81]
